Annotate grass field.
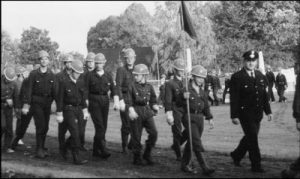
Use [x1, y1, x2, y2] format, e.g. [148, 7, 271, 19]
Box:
[1, 92, 299, 178]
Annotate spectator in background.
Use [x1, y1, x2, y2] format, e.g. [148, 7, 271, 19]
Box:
[222, 73, 231, 104]
[158, 73, 166, 108]
[265, 65, 276, 103]
[275, 67, 288, 102]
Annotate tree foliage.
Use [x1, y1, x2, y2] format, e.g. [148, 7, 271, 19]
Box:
[19, 26, 59, 65]
[1, 30, 21, 67]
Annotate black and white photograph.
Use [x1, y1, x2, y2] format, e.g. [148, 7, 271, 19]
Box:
[1, 1, 300, 178]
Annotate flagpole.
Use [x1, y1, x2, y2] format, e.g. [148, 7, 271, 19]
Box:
[180, 1, 194, 168]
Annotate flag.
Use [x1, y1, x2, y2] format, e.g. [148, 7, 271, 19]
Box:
[179, 1, 198, 41]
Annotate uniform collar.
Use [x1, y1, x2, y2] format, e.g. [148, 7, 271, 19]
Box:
[37, 67, 51, 74]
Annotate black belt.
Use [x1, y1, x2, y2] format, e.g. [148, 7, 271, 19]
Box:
[33, 94, 51, 98]
[90, 92, 108, 95]
[189, 109, 202, 114]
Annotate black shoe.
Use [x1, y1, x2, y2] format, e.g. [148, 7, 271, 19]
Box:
[122, 147, 128, 154]
[230, 152, 241, 167]
[36, 148, 46, 159]
[79, 146, 88, 152]
[11, 138, 19, 150]
[171, 145, 181, 161]
[72, 151, 88, 165]
[251, 167, 265, 173]
[203, 168, 215, 176]
[181, 165, 197, 174]
[60, 148, 68, 160]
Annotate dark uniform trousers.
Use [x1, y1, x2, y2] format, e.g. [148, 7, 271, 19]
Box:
[1, 78, 19, 149]
[116, 66, 135, 149]
[86, 70, 116, 155]
[267, 85, 275, 102]
[130, 106, 158, 155]
[1, 105, 14, 148]
[181, 82, 213, 168]
[62, 106, 83, 152]
[89, 95, 110, 154]
[14, 108, 33, 142]
[230, 68, 271, 169]
[25, 68, 57, 151]
[165, 77, 188, 158]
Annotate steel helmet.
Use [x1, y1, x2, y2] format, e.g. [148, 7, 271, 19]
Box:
[38, 50, 49, 59]
[86, 52, 96, 62]
[63, 54, 74, 62]
[123, 48, 136, 58]
[15, 65, 27, 75]
[3, 66, 17, 81]
[173, 58, 185, 71]
[132, 64, 149, 75]
[94, 53, 106, 63]
[70, 59, 84, 74]
[191, 65, 207, 78]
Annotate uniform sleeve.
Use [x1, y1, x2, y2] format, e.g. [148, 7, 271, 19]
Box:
[293, 75, 300, 122]
[116, 68, 124, 100]
[24, 71, 34, 104]
[203, 92, 213, 120]
[79, 81, 88, 109]
[56, 80, 64, 112]
[126, 83, 134, 107]
[85, 72, 91, 99]
[271, 72, 275, 83]
[275, 75, 279, 88]
[230, 73, 240, 119]
[263, 75, 272, 115]
[149, 85, 157, 107]
[13, 82, 20, 109]
[164, 82, 173, 112]
[109, 74, 117, 97]
[52, 74, 58, 104]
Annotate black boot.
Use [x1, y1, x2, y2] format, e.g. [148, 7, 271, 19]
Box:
[99, 140, 111, 159]
[171, 144, 181, 161]
[121, 134, 129, 154]
[195, 152, 215, 176]
[133, 153, 145, 166]
[72, 150, 88, 165]
[35, 135, 45, 159]
[143, 146, 154, 165]
[41, 135, 49, 157]
[59, 142, 69, 160]
[11, 137, 20, 150]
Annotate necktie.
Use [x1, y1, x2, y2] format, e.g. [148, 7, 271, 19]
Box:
[251, 72, 254, 79]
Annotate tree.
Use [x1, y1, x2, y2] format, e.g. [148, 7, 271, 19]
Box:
[87, 3, 159, 52]
[211, 1, 300, 71]
[1, 30, 21, 67]
[19, 26, 59, 66]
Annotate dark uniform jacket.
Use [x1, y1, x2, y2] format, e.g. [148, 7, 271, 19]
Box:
[212, 76, 221, 90]
[127, 82, 157, 119]
[56, 76, 87, 112]
[115, 66, 134, 101]
[24, 68, 57, 105]
[275, 73, 287, 88]
[266, 71, 275, 87]
[56, 69, 70, 83]
[1, 77, 19, 108]
[164, 76, 185, 112]
[183, 81, 213, 120]
[293, 74, 300, 122]
[204, 75, 214, 91]
[230, 68, 272, 119]
[85, 70, 117, 100]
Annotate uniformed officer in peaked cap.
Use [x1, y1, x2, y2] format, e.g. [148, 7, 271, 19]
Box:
[229, 50, 273, 173]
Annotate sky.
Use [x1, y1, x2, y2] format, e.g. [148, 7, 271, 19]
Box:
[2, 1, 160, 56]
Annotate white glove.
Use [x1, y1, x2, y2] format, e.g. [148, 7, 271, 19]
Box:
[128, 107, 138, 121]
[6, 99, 13, 107]
[86, 100, 89, 107]
[56, 112, 63, 123]
[22, 104, 30, 115]
[83, 108, 90, 121]
[119, 99, 126, 112]
[232, 118, 239, 125]
[183, 92, 190, 99]
[208, 119, 214, 129]
[166, 111, 174, 126]
[152, 104, 159, 112]
[113, 96, 120, 111]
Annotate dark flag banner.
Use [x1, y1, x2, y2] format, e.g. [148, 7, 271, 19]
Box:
[179, 1, 198, 41]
